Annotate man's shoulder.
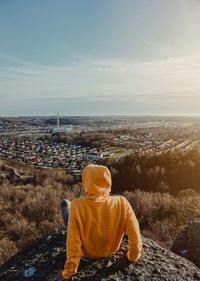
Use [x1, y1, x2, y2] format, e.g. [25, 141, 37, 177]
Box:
[71, 197, 86, 206]
[110, 195, 128, 204]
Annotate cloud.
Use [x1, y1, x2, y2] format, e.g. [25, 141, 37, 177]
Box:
[0, 51, 200, 115]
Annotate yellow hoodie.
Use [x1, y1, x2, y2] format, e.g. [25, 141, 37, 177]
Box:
[62, 164, 142, 280]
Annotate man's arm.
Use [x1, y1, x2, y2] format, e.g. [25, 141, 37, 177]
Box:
[62, 202, 82, 280]
[124, 198, 142, 262]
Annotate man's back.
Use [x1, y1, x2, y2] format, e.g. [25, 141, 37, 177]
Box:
[70, 195, 134, 258]
[62, 164, 142, 280]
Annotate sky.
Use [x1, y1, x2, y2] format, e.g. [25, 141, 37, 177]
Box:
[0, 0, 200, 116]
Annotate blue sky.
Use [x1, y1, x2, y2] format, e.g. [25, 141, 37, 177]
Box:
[0, 0, 200, 116]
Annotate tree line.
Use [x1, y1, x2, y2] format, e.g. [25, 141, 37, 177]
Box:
[108, 149, 200, 194]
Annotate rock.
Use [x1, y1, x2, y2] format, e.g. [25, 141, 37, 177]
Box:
[171, 218, 200, 268]
[1, 228, 200, 281]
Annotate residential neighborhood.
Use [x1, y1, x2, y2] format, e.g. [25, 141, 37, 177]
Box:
[0, 138, 102, 173]
[1, 116, 200, 173]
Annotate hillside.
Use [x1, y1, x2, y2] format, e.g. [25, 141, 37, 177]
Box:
[1, 157, 200, 266]
[1, 228, 200, 281]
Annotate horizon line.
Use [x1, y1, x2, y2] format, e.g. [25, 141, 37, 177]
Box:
[1, 114, 200, 118]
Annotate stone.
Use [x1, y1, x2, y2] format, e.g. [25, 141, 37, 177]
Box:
[171, 218, 200, 268]
[1, 228, 200, 281]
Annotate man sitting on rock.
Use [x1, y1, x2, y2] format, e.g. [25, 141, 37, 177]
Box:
[48, 164, 142, 281]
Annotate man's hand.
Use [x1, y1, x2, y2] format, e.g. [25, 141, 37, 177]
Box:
[122, 251, 132, 263]
[47, 270, 65, 281]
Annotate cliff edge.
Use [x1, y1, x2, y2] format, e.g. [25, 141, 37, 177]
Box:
[1, 228, 200, 281]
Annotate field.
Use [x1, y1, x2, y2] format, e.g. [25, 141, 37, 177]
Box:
[103, 146, 134, 160]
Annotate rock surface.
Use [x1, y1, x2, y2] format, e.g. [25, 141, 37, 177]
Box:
[171, 218, 200, 268]
[1, 228, 200, 281]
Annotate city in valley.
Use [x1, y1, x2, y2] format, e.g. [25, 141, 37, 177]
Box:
[1, 115, 200, 173]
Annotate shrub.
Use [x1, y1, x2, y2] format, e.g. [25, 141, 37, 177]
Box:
[124, 189, 200, 247]
[0, 238, 17, 265]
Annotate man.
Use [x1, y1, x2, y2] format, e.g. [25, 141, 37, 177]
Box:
[48, 164, 142, 281]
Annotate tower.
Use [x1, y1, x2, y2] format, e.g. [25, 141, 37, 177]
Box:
[57, 112, 60, 129]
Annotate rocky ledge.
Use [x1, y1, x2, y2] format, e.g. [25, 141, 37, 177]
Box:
[171, 218, 200, 268]
[1, 228, 200, 281]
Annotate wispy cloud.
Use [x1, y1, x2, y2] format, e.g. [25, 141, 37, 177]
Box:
[0, 51, 200, 115]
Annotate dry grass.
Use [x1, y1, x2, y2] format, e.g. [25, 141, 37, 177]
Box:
[124, 189, 200, 248]
[0, 160, 82, 265]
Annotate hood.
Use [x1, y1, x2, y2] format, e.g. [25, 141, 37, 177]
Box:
[82, 164, 112, 201]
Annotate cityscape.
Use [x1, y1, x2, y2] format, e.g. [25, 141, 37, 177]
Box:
[1, 115, 200, 173]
